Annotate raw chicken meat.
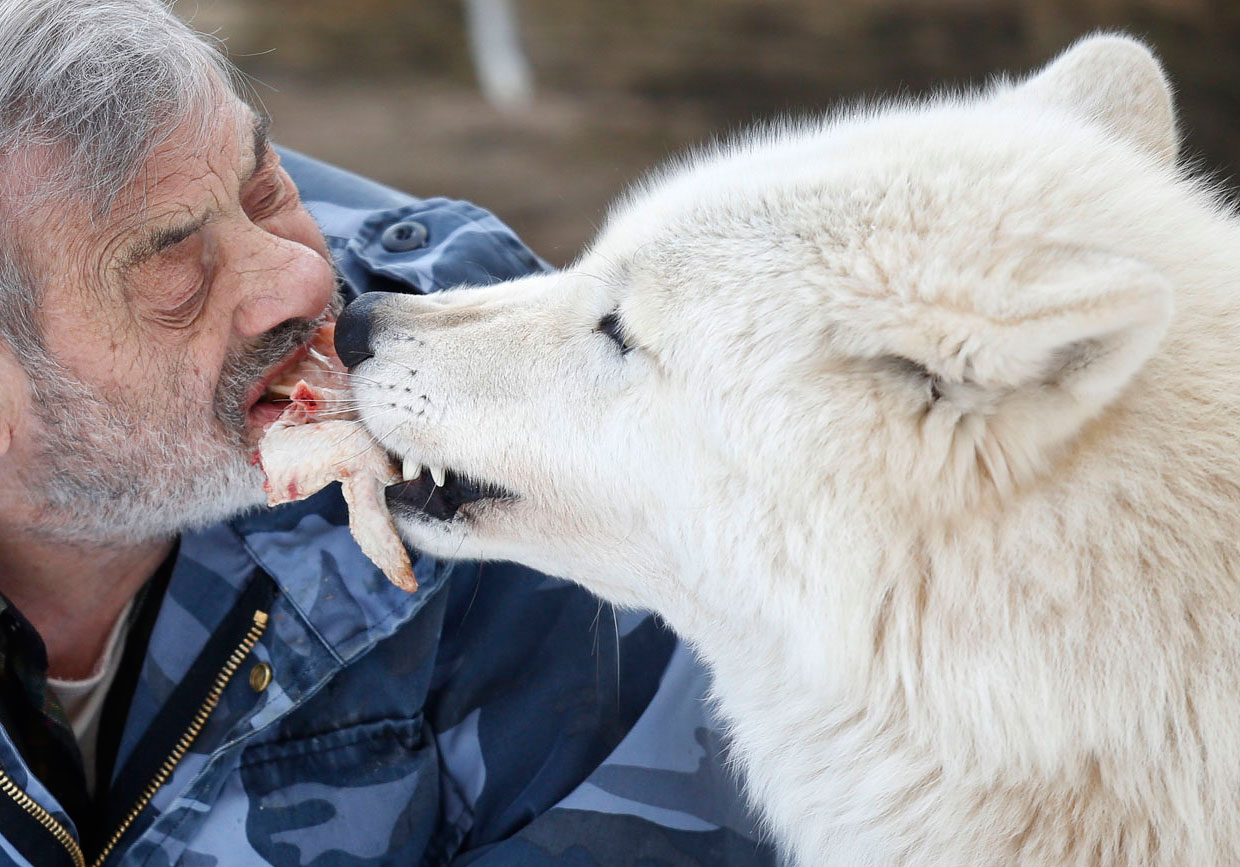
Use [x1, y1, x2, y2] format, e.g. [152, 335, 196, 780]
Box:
[254, 325, 417, 592]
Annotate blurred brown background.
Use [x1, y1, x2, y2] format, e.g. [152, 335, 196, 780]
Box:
[184, 0, 1239, 265]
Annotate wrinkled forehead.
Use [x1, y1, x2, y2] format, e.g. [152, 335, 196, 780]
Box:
[100, 95, 262, 232]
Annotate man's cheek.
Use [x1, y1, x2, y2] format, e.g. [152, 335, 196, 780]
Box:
[148, 345, 214, 411]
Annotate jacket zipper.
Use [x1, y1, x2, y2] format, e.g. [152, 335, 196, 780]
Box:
[0, 609, 268, 867]
[0, 765, 85, 867]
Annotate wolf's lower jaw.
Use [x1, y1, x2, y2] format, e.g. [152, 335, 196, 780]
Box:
[386, 467, 517, 522]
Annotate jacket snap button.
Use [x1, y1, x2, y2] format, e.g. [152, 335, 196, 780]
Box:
[380, 220, 428, 252]
[249, 662, 273, 693]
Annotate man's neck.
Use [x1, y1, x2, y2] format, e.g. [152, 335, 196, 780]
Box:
[0, 532, 172, 680]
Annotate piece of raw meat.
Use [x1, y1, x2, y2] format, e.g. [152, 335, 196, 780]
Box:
[254, 327, 417, 592]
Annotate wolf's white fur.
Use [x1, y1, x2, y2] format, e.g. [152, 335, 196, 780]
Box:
[354, 35, 1240, 865]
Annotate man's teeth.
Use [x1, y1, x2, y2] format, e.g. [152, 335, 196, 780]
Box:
[265, 382, 296, 400]
[430, 465, 446, 487]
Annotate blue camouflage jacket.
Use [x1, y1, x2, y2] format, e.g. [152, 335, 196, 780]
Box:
[0, 151, 776, 867]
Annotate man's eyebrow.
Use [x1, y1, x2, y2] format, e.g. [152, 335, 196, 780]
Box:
[120, 213, 210, 270]
[243, 113, 273, 187]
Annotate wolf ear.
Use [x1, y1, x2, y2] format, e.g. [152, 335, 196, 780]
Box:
[851, 246, 1171, 414]
[1012, 34, 1178, 165]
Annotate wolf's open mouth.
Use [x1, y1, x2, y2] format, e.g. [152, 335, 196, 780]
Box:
[385, 465, 518, 522]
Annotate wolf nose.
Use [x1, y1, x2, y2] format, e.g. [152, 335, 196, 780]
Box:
[334, 291, 390, 368]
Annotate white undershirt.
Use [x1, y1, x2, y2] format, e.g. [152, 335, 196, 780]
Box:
[47, 600, 134, 795]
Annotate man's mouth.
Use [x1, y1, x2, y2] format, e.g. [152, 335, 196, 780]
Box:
[243, 345, 313, 429]
[225, 295, 345, 437]
[385, 461, 518, 522]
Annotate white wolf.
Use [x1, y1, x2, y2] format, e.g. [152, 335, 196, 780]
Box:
[342, 35, 1240, 865]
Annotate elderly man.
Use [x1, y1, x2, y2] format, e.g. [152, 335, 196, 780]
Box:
[0, 1, 773, 865]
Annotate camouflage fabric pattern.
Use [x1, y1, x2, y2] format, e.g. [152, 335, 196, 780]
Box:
[0, 152, 776, 866]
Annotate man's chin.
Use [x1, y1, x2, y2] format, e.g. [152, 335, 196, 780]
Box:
[33, 455, 267, 546]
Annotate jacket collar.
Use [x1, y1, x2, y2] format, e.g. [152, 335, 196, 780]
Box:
[230, 488, 442, 664]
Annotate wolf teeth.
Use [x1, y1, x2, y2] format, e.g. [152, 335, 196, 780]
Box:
[402, 457, 421, 481]
[430, 465, 446, 487]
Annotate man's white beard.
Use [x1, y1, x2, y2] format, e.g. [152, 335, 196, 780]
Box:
[26, 379, 266, 544]
[22, 297, 339, 546]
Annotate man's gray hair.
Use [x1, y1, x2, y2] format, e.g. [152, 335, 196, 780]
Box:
[0, 0, 242, 362]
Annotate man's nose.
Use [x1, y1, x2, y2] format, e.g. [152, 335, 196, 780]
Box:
[232, 232, 336, 339]
[335, 291, 393, 368]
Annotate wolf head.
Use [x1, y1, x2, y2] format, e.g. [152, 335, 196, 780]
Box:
[350, 35, 1214, 616]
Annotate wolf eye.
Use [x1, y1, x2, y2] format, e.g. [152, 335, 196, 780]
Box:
[597, 309, 633, 355]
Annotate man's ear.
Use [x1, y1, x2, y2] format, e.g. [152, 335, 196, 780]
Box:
[0, 343, 27, 457]
[837, 245, 1171, 413]
[1007, 33, 1178, 166]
